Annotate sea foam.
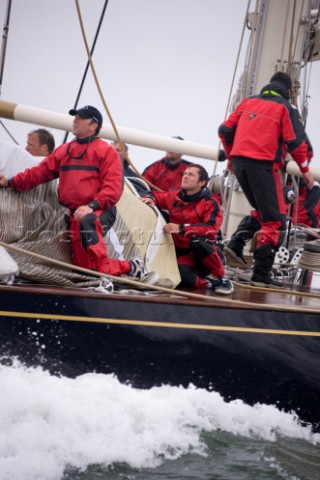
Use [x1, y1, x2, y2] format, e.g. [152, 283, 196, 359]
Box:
[0, 361, 318, 480]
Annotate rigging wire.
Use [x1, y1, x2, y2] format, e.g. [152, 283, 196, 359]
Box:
[213, 0, 251, 177]
[73, 0, 161, 192]
[301, 61, 312, 125]
[221, 0, 252, 124]
[292, 0, 305, 65]
[211, 0, 252, 182]
[0, 0, 18, 144]
[298, 0, 319, 125]
[219, 0, 251, 236]
[0, 119, 18, 144]
[0, 0, 12, 96]
[62, 0, 109, 145]
[279, 1, 290, 66]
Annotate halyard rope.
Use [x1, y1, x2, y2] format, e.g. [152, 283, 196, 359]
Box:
[74, 0, 161, 191]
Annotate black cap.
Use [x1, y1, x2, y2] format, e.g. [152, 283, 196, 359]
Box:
[172, 135, 184, 140]
[270, 72, 292, 90]
[69, 105, 103, 128]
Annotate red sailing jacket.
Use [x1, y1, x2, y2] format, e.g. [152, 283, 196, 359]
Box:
[143, 158, 191, 191]
[9, 138, 123, 210]
[151, 188, 223, 249]
[218, 83, 309, 173]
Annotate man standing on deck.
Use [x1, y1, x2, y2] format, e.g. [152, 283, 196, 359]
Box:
[141, 164, 233, 294]
[0, 105, 146, 279]
[218, 72, 315, 287]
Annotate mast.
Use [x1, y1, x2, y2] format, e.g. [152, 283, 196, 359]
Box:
[223, 0, 320, 238]
[231, 0, 318, 104]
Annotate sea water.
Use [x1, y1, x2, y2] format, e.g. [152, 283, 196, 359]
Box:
[1, 360, 319, 480]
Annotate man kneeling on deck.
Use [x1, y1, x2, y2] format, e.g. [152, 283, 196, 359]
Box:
[141, 164, 233, 294]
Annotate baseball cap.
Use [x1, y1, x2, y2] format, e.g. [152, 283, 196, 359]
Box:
[69, 105, 103, 128]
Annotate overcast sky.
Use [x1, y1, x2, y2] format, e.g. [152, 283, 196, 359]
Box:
[0, 0, 319, 177]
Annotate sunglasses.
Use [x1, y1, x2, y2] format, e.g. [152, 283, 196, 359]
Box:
[66, 142, 88, 160]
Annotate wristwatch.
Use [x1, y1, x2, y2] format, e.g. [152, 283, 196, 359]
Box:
[88, 200, 100, 211]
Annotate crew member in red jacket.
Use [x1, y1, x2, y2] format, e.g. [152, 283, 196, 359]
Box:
[286, 123, 320, 228]
[0, 105, 145, 279]
[142, 136, 192, 191]
[218, 72, 315, 287]
[292, 181, 320, 228]
[141, 164, 233, 294]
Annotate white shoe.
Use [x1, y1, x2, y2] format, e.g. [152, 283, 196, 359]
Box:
[129, 258, 145, 278]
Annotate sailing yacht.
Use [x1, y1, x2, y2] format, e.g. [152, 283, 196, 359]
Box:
[0, 0, 320, 431]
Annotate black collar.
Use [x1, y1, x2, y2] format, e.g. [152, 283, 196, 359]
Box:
[164, 158, 183, 170]
[75, 136, 98, 145]
[179, 187, 208, 203]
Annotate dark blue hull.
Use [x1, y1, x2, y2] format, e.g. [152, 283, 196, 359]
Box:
[0, 284, 319, 430]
